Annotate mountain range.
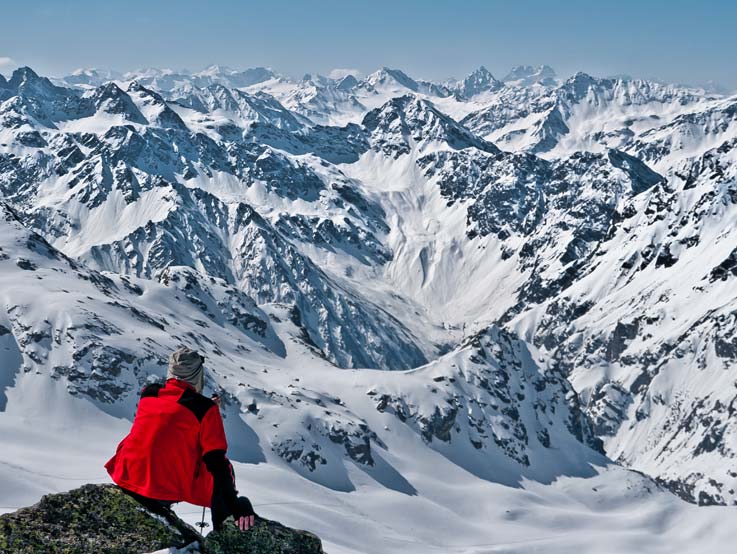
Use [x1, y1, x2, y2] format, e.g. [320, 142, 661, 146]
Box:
[2, 62, 737, 552]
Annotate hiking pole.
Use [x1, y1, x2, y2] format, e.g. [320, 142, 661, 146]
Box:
[196, 506, 209, 532]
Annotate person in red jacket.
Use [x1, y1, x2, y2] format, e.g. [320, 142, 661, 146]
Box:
[105, 347, 256, 531]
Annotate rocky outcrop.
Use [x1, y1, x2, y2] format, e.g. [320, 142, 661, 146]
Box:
[205, 518, 323, 554]
[0, 484, 323, 554]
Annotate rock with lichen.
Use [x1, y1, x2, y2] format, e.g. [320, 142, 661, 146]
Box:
[204, 517, 323, 554]
[0, 484, 323, 554]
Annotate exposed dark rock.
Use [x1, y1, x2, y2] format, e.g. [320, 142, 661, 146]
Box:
[588, 381, 631, 436]
[15, 257, 37, 271]
[654, 244, 678, 268]
[205, 515, 323, 554]
[418, 404, 459, 443]
[606, 320, 640, 361]
[655, 476, 725, 506]
[710, 247, 737, 281]
[273, 437, 327, 471]
[326, 422, 377, 466]
[0, 484, 199, 553]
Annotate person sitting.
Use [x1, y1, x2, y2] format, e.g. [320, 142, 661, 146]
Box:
[105, 346, 255, 531]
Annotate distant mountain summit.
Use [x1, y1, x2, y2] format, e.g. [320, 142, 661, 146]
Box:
[455, 66, 503, 98]
[502, 64, 558, 86]
[60, 67, 123, 87]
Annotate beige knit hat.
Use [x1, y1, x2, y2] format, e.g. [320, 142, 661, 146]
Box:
[167, 347, 205, 393]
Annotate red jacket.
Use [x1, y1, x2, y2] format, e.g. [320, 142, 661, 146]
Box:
[105, 379, 228, 506]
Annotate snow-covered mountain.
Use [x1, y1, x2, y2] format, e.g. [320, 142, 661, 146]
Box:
[453, 65, 504, 98]
[3, 62, 737, 552]
[502, 64, 558, 87]
[462, 72, 724, 156]
[4, 198, 736, 554]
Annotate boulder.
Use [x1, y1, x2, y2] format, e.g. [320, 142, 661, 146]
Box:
[0, 484, 323, 554]
[204, 517, 324, 554]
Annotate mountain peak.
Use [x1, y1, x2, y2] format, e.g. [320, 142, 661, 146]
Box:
[564, 71, 599, 96]
[130, 67, 178, 77]
[502, 64, 557, 86]
[7, 66, 66, 97]
[198, 64, 233, 74]
[336, 74, 359, 91]
[194, 65, 276, 88]
[89, 81, 148, 123]
[127, 80, 160, 98]
[569, 70, 595, 81]
[58, 68, 120, 88]
[8, 66, 40, 86]
[366, 67, 419, 91]
[301, 73, 332, 87]
[98, 80, 123, 93]
[363, 95, 499, 155]
[457, 65, 502, 97]
[91, 81, 127, 102]
[71, 68, 96, 77]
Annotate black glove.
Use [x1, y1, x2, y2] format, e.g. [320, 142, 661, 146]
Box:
[211, 494, 256, 530]
[233, 496, 256, 519]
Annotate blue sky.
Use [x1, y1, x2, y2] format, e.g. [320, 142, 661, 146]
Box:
[1, 0, 735, 89]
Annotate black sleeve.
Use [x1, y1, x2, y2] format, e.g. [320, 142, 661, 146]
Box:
[203, 449, 238, 511]
[204, 450, 255, 528]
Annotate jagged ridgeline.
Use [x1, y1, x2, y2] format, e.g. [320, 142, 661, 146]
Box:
[1, 62, 737, 518]
[0, 197, 604, 507]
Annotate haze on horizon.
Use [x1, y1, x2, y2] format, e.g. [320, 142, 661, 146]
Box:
[1, 0, 736, 90]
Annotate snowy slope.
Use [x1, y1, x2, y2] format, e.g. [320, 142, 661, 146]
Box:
[3, 201, 737, 553]
[3, 61, 737, 552]
[507, 138, 737, 504]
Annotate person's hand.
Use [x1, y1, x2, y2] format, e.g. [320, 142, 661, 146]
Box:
[232, 496, 256, 532]
[235, 514, 255, 531]
[211, 394, 221, 407]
